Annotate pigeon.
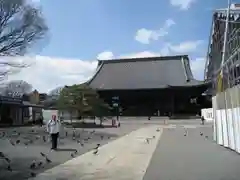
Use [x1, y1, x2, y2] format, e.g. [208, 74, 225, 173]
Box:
[9, 140, 15, 146]
[30, 172, 36, 177]
[45, 157, 52, 163]
[100, 135, 104, 140]
[74, 149, 78, 154]
[1, 131, 6, 137]
[71, 153, 75, 158]
[38, 161, 43, 167]
[152, 136, 155, 139]
[16, 139, 20, 144]
[40, 152, 47, 157]
[200, 132, 203, 136]
[94, 144, 100, 149]
[93, 149, 98, 155]
[65, 131, 68, 137]
[72, 131, 76, 139]
[145, 138, 150, 144]
[205, 135, 208, 138]
[7, 165, 12, 171]
[42, 136, 46, 142]
[184, 130, 188, 136]
[30, 161, 36, 169]
[4, 157, 11, 163]
[0, 152, 5, 158]
[156, 129, 160, 132]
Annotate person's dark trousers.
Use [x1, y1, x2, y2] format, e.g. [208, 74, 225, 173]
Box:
[51, 133, 59, 150]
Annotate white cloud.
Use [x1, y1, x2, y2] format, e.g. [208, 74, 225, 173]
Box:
[4, 43, 204, 93]
[170, 0, 196, 10]
[135, 19, 175, 44]
[97, 51, 114, 60]
[97, 51, 161, 60]
[120, 51, 161, 58]
[6, 56, 98, 93]
[168, 40, 203, 53]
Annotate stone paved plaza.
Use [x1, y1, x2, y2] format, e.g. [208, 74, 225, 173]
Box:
[0, 118, 240, 180]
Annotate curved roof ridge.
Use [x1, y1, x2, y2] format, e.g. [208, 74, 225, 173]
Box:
[183, 57, 205, 83]
[99, 55, 189, 64]
[85, 61, 104, 85]
[87, 55, 206, 90]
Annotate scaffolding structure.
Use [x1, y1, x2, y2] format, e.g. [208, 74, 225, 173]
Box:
[205, 3, 240, 151]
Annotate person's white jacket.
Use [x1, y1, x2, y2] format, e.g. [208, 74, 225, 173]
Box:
[47, 119, 61, 134]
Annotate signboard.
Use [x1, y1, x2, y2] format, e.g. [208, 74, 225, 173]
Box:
[113, 103, 118, 107]
[0, 95, 22, 105]
[112, 96, 119, 100]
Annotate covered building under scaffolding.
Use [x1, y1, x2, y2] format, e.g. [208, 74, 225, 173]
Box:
[204, 3, 240, 153]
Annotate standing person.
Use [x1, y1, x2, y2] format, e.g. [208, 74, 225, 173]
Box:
[39, 114, 44, 126]
[47, 115, 60, 151]
[201, 116, 205, 125]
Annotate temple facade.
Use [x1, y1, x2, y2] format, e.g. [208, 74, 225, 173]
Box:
[87, 55, 210, 117]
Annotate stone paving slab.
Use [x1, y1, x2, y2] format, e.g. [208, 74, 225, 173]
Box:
[29, 125, 162, 180]
[143, 127, 240, 180]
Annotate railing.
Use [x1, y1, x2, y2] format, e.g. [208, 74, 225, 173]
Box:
[212, 27, 240, 95]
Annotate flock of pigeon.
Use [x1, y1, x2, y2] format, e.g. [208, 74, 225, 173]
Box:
[0, 126, 115, 179]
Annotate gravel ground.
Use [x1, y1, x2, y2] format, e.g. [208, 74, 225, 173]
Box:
[0, 122, 144, 180]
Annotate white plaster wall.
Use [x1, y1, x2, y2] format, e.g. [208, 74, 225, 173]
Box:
[42, 109, 58, 123]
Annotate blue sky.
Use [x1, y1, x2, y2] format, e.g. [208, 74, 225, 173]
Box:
[38, 0, 229, 58]
[9, 0, 236, 92]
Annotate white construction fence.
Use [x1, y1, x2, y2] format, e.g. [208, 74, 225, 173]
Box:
[201, 108, 214, 122]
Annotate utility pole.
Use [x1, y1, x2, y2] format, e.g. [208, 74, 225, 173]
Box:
[220, 0, 231, 148]
[220, 0, 231, 71]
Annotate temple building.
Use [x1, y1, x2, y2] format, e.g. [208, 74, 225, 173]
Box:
[87, 55, 211, 117]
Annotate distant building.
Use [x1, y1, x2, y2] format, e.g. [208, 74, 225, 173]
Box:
[88, 55, 210, 117]
[0, 90, 44, 126]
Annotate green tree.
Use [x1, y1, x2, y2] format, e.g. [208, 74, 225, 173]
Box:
[57, 84, 111, 123]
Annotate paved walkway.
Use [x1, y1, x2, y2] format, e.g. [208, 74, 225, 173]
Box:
[29, 125, 162, 180]
[29, 124, 240, 180]
[143, 127, 240, 180]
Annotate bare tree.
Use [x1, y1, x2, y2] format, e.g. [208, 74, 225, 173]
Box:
[2, 80, 32, 97]
[0, 0, 48, 79]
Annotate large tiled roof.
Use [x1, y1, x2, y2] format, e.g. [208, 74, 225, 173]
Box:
[87, 55, 205, 90]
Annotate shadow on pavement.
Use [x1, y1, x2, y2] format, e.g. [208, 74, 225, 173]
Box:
[55, 148, 77, 152]
[64, 122, 115, 129]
